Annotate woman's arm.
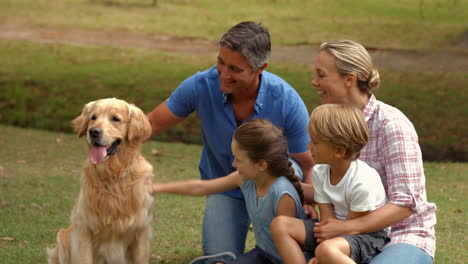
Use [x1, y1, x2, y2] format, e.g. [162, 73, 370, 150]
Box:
[313, 203, 412, 242]
[153, 171, 242, 196]
[347, 203, 412, 234]
[346, 210, 370, 220]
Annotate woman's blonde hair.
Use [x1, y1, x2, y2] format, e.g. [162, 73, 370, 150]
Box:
[320, 40, 380, 92]
[309, 104, 368, 160]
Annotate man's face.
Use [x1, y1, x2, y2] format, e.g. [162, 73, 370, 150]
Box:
[216, 45, 261, 95]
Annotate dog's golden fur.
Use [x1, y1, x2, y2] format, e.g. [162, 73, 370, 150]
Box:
[47, 98, 154, 264]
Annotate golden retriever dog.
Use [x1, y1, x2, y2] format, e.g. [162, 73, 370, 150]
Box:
[47, 98, 154, 264]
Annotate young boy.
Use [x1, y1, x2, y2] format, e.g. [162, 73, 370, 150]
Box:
[271, 104, 389, 264]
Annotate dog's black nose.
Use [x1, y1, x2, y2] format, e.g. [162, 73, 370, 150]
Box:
[89, 127, 102, 139]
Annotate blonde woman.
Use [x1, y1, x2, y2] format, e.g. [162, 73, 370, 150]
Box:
[271, 40, 436, 264]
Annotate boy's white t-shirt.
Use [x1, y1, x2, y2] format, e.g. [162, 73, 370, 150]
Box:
[313, 159, 387, 220]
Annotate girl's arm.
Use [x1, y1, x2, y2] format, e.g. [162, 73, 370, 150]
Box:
[153, 171, 242, 196]
[276, 195, 298, 217]
[317, 203, 336, 221]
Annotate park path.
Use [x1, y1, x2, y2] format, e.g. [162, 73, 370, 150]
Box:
[1, 24, 467, 72]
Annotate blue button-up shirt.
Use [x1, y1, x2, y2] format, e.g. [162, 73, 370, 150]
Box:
[166, 66, 310, 198]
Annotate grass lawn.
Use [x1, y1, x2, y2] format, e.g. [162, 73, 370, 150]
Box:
[0, 39, 467, 160]
[0, 0, 467, 50]
[0, 125, 466, 263]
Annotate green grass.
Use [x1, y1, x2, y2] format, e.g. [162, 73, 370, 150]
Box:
[0, 39, 467, 160]
[0, 125, 466, 263]
[0, 0, 467, 50]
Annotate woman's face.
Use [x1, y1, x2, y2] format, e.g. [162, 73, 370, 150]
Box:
[311, 51, 350, 105]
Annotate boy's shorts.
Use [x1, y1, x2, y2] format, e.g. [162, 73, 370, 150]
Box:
[302, 218, 390, 263]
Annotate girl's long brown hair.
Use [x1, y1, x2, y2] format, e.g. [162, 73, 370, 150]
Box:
[233, 118, 304, 205]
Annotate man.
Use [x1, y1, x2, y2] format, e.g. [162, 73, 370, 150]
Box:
[147, 21, 314, 261]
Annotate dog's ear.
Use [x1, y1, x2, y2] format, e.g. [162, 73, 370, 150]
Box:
[127, 104, 152, 142]
[71, 101, 96, 137]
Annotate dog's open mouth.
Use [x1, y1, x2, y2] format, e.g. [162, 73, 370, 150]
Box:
[88, 139, 121, 165]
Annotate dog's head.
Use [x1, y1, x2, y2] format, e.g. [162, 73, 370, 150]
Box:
[71, 98, 152, 165]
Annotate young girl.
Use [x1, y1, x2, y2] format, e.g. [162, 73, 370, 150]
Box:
[152, 118, 307, 264]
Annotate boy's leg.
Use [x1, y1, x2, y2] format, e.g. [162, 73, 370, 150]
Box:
[202, 194, 250, 256]
[369, 243, 433, 264]
[314, 237, 354, 264]
[271, 216, 316, 264]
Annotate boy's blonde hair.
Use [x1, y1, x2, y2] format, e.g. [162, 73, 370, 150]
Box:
[309, 104, 368, 160]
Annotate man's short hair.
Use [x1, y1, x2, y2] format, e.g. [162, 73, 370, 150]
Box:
[219, 21, 271, 70]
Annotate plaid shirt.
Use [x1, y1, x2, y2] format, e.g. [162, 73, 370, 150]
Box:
[360, 95, 437, 258]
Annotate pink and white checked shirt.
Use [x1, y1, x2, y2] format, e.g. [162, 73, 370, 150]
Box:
[360, 95, 437, 258]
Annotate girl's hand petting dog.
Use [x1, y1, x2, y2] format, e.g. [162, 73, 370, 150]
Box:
[145, 177, 155, 195]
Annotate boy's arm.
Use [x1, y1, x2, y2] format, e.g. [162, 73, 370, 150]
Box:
[153, 171, 242, 196]
[317, 203, 336, 221]
[301, 183, 319, 218]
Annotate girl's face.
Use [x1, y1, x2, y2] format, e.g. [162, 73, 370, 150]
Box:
[231, 139, 263, 181]
[307, 134, 337, 165]
[311, 51, 350, 105]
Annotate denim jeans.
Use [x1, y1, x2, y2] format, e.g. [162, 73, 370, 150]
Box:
[202, 194, 250, 256]
[370, 243, 433, 264]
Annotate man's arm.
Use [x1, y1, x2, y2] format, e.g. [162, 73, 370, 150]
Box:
[146, 101, 185, 138]
[300, 183, 314, 205]
[313, 203, 412, 242]
[290, 151, 314, 184]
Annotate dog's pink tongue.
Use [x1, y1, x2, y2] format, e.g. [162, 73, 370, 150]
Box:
[89, 145, 107, 164]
